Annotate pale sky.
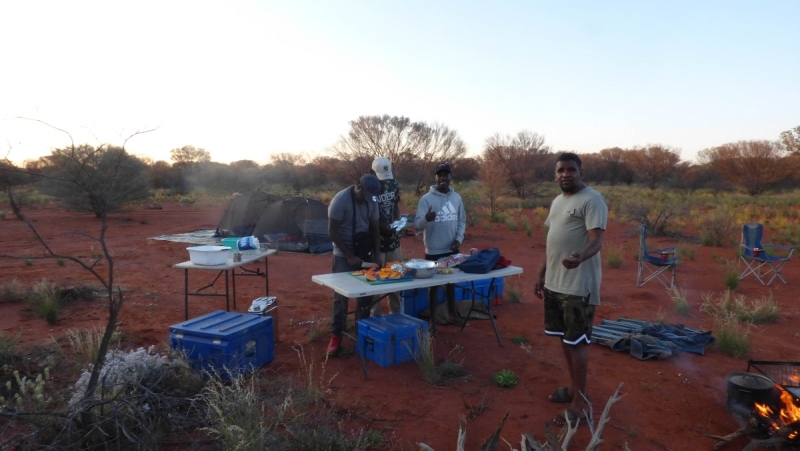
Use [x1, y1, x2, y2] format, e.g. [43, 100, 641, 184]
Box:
[2, 0, 798, 166]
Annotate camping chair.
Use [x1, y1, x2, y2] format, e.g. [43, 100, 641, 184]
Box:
[738, 223, 795, 286]
[637, 223, 678, 290]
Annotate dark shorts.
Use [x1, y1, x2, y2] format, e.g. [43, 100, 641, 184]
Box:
[543, 288, 595, 345]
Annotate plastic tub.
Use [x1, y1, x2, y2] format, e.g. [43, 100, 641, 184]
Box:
[187, 246, 230, 266]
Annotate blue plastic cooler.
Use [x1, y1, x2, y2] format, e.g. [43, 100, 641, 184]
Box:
[170, 310, 274, 379]
[356, 313, 428, 368]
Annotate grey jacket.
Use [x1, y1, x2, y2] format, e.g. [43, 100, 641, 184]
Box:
[414, 186, 466, 255]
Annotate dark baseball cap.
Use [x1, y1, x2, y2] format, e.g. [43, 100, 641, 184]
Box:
[434, 162, 451, 174]
[358, 174, 381, 201]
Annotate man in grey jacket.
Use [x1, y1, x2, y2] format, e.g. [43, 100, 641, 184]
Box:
[414, 163, 466, 335]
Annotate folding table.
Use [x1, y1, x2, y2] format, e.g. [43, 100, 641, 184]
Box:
[174, 249, 277, 331]
[312, 266, 523, 377]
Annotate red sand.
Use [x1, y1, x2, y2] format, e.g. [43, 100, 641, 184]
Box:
[2, 201, 799, 450]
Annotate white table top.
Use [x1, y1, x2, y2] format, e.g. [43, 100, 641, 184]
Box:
[312, 265, 523, 298]
[175, 249, 276, 270]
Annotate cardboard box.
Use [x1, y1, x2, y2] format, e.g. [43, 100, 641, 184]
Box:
[356, 313, 428, 367]
[170, 310, 274, 379]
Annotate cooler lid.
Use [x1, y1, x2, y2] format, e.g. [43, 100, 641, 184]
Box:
[170, 310, 273, 338]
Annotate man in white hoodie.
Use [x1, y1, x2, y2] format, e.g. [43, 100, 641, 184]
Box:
[413, 163, 466, 335]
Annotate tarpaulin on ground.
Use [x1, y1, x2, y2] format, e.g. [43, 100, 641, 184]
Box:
[593, 318, 715, 361]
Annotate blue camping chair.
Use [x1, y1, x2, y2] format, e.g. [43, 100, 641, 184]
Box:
[738, 223, 795, 286]
[637, 223, 678, 290]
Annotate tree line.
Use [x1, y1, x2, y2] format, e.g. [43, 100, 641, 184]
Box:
[3, 119, 799, 217]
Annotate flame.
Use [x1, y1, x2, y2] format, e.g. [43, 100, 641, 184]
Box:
[754, 385, 800, 439]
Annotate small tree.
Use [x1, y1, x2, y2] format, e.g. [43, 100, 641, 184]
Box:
[779, 125, 800, 155]
[36, 144, 150, 217]
[698, 140, 787, 196]
[329, 115, 467, 194]
[0, 119, 154, 445]
[478, 157, 506, 217]
[482, 131, 551, 199]
[624, 144, 682, 189]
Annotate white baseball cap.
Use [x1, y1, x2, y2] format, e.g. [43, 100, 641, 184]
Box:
[372, 156, 393, 180]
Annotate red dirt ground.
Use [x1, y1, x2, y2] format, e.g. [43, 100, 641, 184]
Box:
[2, 201, 799, 450]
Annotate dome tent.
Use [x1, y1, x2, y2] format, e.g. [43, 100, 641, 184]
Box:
[215, 191, 332, 254]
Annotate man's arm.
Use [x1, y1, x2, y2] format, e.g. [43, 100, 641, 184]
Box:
[561, 228, 604, 269]
[534, 257, 547, 299]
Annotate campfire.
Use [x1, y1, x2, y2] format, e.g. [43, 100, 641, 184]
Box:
[753, 385, 800, 442]
[715, 362, 800, 450]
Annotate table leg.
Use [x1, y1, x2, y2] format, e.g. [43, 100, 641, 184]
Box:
[486, 279, 503, 347]
[184, 269, 189, 321]
[225, 270, 230, 312]
[232, 268, 237, 310]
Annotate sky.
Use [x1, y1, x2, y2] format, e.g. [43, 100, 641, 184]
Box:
[2, 0, 799, 166]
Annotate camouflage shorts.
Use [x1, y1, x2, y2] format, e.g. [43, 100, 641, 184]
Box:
[543, 288, 595, 345]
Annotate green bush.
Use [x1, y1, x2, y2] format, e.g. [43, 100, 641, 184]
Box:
[670, 287, 690, 317]
[605, 244, 624, 269]
[713, 315, 751, 358]
[492, 369, 519, 388]
[698, 210, 738, 246]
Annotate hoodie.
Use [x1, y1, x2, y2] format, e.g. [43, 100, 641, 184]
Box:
[414, 185, 466, 255]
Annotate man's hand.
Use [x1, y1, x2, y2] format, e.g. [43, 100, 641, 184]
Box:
[346, 254, 361, 267]
[534, 278, 545, 299]
[450, 240, 460, 252]
[561, 252, 582, 269]
[425, 205, 436, 221]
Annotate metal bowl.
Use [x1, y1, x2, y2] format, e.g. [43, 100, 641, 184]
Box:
[403, 259, 439, 279]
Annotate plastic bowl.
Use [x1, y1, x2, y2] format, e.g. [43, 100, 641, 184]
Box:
[187, 246, 230, 266]
[403, 259, 439, 279]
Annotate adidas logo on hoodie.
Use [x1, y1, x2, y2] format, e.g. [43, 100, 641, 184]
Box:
[436, 201, 459, 222]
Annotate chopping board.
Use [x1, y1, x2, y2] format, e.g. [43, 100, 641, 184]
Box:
[349, 273, 413, 285]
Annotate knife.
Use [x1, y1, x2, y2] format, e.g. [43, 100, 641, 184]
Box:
[361, 262, 379, 268]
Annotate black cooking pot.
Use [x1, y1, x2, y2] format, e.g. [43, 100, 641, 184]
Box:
[726, 372, 778, 422]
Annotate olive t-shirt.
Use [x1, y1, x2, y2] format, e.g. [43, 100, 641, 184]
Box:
[544, 186, 608, 305]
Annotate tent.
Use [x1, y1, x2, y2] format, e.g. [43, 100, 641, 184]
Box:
[216, 191, 332, 254]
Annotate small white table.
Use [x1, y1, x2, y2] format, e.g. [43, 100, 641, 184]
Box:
[312, 265, 523, 343]
[175, 249, 277, 321]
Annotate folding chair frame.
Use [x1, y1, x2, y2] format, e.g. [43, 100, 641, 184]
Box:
[636, 224, 678, 290]
[738, 223, 795, 286]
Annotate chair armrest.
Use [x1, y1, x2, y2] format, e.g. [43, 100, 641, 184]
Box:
[763, 244, 796, 250]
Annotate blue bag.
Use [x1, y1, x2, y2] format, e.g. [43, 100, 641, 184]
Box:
[457, 248, 501, 274]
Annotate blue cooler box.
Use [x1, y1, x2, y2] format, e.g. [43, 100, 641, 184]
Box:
[402, 278, 505, 317]
[455, 278, 504, 306]
[356, 313, 428, 368]
[170, 310, 274, 379]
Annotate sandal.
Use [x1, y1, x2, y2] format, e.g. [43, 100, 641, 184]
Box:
[548, 386, 573, 404]
[550, 410, 587, 428]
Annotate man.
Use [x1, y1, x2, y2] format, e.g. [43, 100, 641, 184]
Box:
[534, 152, 607, 428]
[326, 174, 382, 356]
[413, 162, 466, 336]
[370, 156, 403, 316]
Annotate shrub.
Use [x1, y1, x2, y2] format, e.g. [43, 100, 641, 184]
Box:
[721, 260, 739, 291]
[701, 290, 779, 324]
[0, 279, 27, 303]
[713, 315, 751, 358]
[505, 286, 522, 304]
[492, 369, 519, 388]
[678, 244, 695, 261]
[504, 216, 518, 231]
[698, 210, 738, 246]
[605, 244, 624, 269]
[66, 327, 124, 366]
[31, 280, 60, 324]
[670, 286, 690, 317]
[201, 373, 267, 451]
[510, 336, 528, 344]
